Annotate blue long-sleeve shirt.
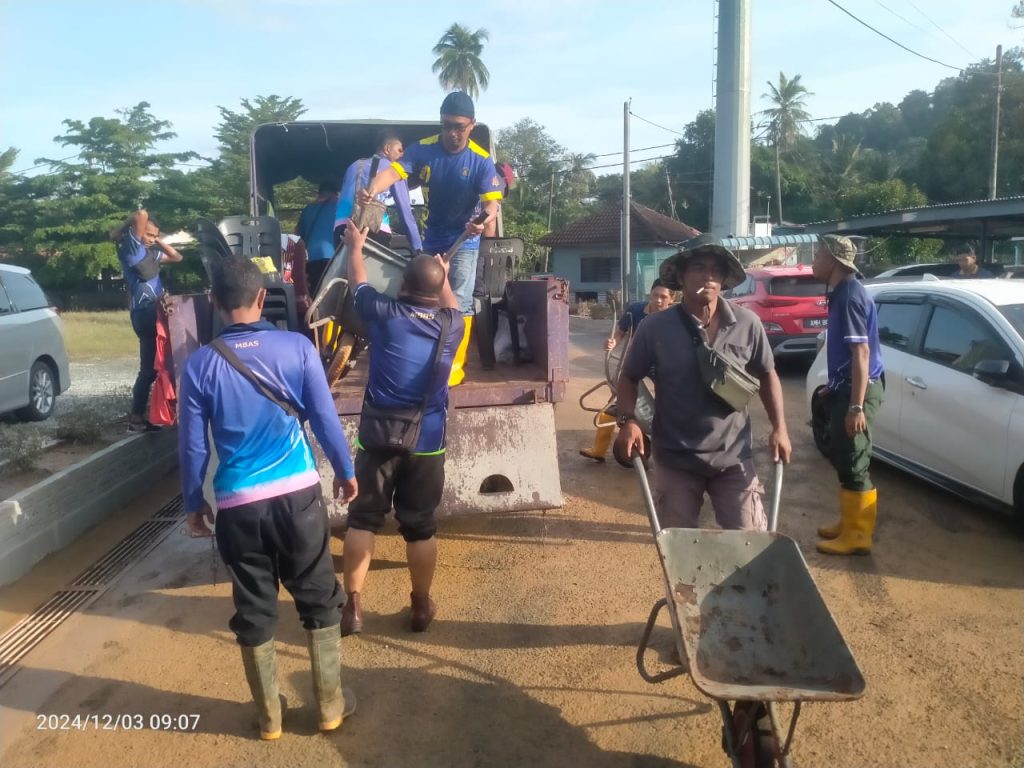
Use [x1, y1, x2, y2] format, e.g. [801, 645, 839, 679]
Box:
[336, 153, 423, 252]
[178, 321, 354, 512]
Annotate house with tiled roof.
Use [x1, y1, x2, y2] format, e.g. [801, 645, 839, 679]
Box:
[538, 201, 699, 303]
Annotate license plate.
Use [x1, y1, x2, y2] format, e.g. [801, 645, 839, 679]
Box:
[804, 318, 827, 328]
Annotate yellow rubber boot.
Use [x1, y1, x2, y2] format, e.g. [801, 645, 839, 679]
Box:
[816, 489, 851, 539]
[817, 488, 877, 556]
[580, 410, 616, 462]
[448, 315, 473, 387]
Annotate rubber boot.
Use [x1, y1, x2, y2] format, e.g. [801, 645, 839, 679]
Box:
[448, 315, 473, 387]
[579, 411, 616, 462]
[340, 591, 363, 637]
[239, 639, 282, 740]
[410, 591, 437, 633]
[817, 488, 877, 556]
[307, 626, 345, 731]
[816, 488, 852, 539]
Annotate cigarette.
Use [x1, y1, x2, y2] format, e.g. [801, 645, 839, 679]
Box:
[696, 287, 706, 295]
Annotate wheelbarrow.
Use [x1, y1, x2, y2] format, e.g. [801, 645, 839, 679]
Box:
[633, 458, 865, 767]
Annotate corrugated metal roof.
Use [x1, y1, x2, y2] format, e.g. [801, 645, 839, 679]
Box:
[806, 195, 1024, 226]
[538, 202, 699, 247]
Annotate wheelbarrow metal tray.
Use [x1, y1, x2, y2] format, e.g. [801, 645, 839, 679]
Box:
[658, 528, 865, 703]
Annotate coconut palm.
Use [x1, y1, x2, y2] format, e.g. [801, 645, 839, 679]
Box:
[432, 24, 490, 100]
[761, 72, 812, 224]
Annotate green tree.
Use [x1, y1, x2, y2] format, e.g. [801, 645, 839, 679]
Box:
[761, 72, 813, 224]
[210, 95, 308, 219]
[28, 103, 197, 288]
[432, 24, 490, 99]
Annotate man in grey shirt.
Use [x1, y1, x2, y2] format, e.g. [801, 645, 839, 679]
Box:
[614, 235, 792, 529]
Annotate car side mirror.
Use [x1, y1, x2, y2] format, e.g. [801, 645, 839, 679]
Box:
[973, 359, 1012, 387]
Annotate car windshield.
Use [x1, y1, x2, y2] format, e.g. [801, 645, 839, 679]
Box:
[997, 304, 1024, 338]
[768, 276, 826, 297]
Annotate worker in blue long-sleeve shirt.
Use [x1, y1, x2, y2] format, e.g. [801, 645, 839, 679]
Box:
[178, 256, 357, 741]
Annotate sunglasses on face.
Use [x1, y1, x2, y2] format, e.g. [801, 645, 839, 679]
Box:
[442, 120, 472, 133]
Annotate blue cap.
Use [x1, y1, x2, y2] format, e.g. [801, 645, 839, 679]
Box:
[440, 91, 475, 119]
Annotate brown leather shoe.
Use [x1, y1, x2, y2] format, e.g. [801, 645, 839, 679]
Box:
[409, 591, 437, 633]
[340, 592, 362, 637]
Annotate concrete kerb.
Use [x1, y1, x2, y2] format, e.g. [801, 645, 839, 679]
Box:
[0, 429, 178, 587]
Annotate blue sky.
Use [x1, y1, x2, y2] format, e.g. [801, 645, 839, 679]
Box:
[0, 0, 1017, 177]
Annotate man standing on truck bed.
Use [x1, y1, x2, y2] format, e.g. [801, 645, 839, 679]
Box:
[179, 256, 358, 740]
[339, 224, 464, 637]
[296, 181, 341, 295]
[359, 91, 503, 386]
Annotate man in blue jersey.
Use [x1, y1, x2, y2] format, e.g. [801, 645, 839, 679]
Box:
[110, 209, 183, 432]
[179, 256, 358, 739]
[359, 91, 504, 386]
[335, 131, 422, 253]
[811, 235, 885, 556]
[295, 181, 340, 294]
[339, 224, 464, 637]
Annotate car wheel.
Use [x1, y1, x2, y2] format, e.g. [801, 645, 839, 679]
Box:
[810, 389, 832, 459]
[18, 360, 57, 421]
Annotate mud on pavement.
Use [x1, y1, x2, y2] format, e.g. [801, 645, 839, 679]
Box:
[0, 318, 1022, 768]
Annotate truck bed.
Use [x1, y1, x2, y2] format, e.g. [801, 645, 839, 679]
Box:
[333, 278, 569, 414]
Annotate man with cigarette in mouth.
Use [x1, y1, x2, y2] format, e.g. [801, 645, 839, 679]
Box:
[614, 235, 791, 530]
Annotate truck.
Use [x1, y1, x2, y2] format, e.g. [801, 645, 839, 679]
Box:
[166, 119, 569, 520]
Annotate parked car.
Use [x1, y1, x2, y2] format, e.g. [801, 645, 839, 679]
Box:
[806, 279, 1024, 522]
[0, 264, 71, 420]
[725, 265, 827, 356]
[872, 262, 1005, 278]
[1001, 265, 1024, 279]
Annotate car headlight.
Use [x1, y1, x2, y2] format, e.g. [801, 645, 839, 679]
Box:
[816, 330, 827, 352]
[762, 322, 784, 334]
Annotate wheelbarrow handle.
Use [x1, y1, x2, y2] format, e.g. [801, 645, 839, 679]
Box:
[631, 455, 662, 537]
[768, 460, 784, 533]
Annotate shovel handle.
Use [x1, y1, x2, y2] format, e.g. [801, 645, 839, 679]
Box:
[631, 454, 661, 537]
[443, 211, 490, 263]
[767, 460, 784, 533]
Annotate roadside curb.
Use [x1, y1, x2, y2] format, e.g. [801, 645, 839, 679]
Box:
[0, 429, 178, 587]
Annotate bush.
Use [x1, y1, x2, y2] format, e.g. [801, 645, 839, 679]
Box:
[0, 426, 46, 473]
[55, 408, 106, 444]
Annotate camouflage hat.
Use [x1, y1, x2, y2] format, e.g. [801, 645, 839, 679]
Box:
[819, 234, 858, 271]
[659, 234, 746, 290]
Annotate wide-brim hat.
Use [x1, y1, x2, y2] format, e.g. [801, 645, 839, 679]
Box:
[819, 234, 858, 271]
[659, 234, 746, 290]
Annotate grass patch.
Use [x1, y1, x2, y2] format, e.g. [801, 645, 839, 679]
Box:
[0, 426, 46, 473]
[62, 311, 137, 361]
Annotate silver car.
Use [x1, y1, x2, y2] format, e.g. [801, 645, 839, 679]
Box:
[0, 264, 71, 420]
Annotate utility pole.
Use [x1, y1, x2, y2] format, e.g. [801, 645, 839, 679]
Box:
[711, 0, 752, 237]
[544, 171, 555, 272]
[665, 167, 677, 219]
[622, 99, 632, 303]
[990, 44, 1003, 201]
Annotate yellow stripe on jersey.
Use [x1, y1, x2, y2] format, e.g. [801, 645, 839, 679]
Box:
[468, 140, 490, 158]
[420, 135, 440, 145]
[480, 191, 503, 201]
[390, 161, 408, 180]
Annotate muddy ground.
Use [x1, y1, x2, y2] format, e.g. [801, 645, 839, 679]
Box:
[0, 318, 1021, 768]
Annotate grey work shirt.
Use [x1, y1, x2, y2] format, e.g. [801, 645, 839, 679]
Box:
[622, 300, 774, 475]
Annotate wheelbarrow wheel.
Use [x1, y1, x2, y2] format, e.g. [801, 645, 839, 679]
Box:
[326, 331, 358, 387]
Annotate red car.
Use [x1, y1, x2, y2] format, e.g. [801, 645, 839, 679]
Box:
[725, 265, 828, 357]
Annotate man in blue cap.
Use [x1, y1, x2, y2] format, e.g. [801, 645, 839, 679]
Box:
[359, 91, 504, 385]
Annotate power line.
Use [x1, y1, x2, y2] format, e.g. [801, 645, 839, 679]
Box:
[904, 0, 978, 60]
[11, 154, 80, 175]
[591, 142, 676, 159]
[825, 0, 964, 72]
[628, 110, 685, 137]
[871, 0, 930, 38]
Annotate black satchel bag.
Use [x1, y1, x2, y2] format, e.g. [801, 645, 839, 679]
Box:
[358, 310, 453, 453]
[675, 305, 760, 413]
[132, 247, 162, 281]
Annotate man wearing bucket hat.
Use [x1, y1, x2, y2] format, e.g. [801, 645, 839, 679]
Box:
[358, 91, 504, 386]
[811, 235, 884, 555]
[615, 234, 792, 530]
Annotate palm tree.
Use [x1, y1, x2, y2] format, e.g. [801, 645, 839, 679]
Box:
[432, 24, 490, 99]
[761, 72, 812, 224]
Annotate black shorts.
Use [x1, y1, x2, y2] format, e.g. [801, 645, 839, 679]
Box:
[347, 450, 445, 542]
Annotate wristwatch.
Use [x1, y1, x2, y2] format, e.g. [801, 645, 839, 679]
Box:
[616, 412, 637, 428]
[848, 404, 864, 414]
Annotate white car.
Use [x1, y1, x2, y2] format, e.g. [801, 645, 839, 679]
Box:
[806, 278, 1024, 522]
[0, 264, 71, 420]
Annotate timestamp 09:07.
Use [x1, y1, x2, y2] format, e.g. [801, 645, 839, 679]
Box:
[36, 713, 201, 731]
